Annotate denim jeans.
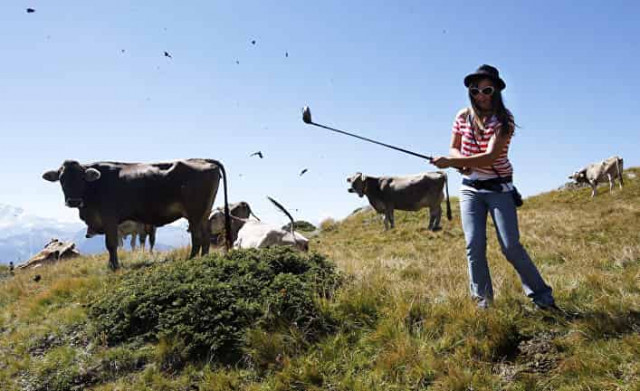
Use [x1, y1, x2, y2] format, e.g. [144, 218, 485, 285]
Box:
[460, 189, 555, 308]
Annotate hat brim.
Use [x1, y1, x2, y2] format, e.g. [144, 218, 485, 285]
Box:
[464, 73, 506, 90]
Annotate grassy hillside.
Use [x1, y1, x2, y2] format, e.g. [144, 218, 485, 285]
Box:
[1, 169, 638, 390]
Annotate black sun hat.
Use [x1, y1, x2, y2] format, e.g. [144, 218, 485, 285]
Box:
[464, 64, 506, 90]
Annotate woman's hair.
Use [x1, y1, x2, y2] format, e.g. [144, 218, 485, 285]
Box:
[468, 78, 515, 138]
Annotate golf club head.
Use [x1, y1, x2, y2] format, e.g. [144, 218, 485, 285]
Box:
[302, 106, 312, 124]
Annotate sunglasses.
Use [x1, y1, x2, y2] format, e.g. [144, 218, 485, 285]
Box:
[469, 86, 495, 97]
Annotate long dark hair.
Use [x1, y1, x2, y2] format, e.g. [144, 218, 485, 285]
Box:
[468, 79, 515, 138]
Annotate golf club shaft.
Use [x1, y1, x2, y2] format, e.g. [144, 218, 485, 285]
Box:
[310, 122, 433, 161]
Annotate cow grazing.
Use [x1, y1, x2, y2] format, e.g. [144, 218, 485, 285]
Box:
[208, 201, 260, 245]
[118, 221, 156, 251]
[233, 197, 309, 252]
[347, 171, 451, 231]
[569, 156, 624, 197]
[86, 221, 157, 252]
[43, 159, 232, 270]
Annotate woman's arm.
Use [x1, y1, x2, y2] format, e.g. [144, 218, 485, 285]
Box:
[447, 133, 471, 173]
[432, 133, 509, 169]
[449, 132, 466, 159]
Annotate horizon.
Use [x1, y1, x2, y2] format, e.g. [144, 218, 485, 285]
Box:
[1, 1, 639, 227]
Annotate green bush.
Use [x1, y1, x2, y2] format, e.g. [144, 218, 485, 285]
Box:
[89, 247, 340, 365]
[282, 220, 317, 233]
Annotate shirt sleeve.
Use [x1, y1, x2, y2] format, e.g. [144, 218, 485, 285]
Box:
[452, 114, 464, 136]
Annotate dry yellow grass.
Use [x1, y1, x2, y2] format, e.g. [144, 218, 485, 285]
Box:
[0, 168, 638, 390]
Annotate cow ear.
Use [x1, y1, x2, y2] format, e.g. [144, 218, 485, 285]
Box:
[84, 168, 101, 182]
[42, 170, 60, 182]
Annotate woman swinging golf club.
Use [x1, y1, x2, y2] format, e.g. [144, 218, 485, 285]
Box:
[431, 65, 557, 310]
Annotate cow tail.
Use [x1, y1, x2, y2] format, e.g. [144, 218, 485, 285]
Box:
[617, 158, 624, 186]
[212, 160, 232, 250]
[267, 196, 297, 243]
[444, 172, 452, 220]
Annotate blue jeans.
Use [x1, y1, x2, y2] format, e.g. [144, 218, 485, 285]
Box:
[460, 189, 555, 308]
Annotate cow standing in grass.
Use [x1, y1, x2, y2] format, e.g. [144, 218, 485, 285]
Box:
[86, 220, 156, 252]
[347, 171, 451, 230]
[569, 155, 624, 197]
[43, 159, 231, 270]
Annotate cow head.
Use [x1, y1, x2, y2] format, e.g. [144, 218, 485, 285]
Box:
[42, 160, 101, 208]
[568, 169, 587, 184]
[347, 172, 367, 197]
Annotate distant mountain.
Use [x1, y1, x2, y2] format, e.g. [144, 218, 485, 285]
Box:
[0, 204, 83, 263]
[0, 204, 190, 265]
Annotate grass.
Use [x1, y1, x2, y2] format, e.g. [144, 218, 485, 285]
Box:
[1, 168, 639, 390]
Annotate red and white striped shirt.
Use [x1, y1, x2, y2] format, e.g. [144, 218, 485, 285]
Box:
[452, 108, 513, 179]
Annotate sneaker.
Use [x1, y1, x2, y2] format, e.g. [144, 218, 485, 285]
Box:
[474, 297, 492, 309]
[535, 301, 560, 312]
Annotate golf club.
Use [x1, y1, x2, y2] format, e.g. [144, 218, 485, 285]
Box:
[301, 106, 433, 161]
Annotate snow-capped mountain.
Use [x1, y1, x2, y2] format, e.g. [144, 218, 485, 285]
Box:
[0, 204, 190, 264]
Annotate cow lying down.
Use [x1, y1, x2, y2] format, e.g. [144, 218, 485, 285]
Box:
[234, 220, 309, 251]
[208, 201, 260, 245]
[232, 197, 309, 252]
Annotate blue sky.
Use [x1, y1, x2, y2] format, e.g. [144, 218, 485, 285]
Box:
[1, 0, 638, 226]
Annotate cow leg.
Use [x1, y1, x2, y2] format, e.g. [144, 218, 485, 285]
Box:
[607, 174, 614, 193]
[211, 233, 219, 245]
[118, 234, 124, 248]
[429, 205, 442, 231]
[590, 181, 597, 197]
[105, 224, 119, 270]
[190, 213, 211, 256]
[130, 232, 137, 250]
[382, 212, 390, 230]
[139, 232, 147, 252]
[387, 209, 395, 229]
[200, 222, 211, 256]
[148, 228, 156, 253]
[188, 219, 202, 258]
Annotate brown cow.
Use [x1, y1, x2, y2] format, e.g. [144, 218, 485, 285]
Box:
[43, 159, 231, 270]
[347, 171, 451, 230]
[86, 220, 157, 252]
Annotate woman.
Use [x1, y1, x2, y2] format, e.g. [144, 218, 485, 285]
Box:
[431, 64, 556, 309]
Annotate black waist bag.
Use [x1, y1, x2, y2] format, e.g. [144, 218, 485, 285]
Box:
[462, 178, 523, 207]
[511, 186, 523, 207]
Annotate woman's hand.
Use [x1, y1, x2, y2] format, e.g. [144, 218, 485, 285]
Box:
[431, 156, 452, 169]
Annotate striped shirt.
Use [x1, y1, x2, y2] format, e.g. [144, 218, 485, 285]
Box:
[452, 108, 513, 179]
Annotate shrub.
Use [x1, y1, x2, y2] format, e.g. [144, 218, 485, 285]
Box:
[89, 247, 340, 365]
[282, 220, 317, 233]
[319, 218, 338, 232]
